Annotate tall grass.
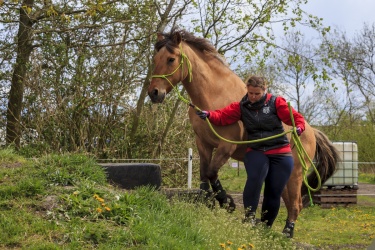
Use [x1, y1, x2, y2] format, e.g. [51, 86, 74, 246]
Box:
[0, 149, 296, 250]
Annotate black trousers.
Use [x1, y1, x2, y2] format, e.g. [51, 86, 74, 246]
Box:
[243, 150, 294, 227]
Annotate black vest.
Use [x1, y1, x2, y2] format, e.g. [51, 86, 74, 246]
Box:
[240, 94, 289, 151]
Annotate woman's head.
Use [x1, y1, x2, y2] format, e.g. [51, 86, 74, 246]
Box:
[245, 75, 267, 90]
[245, 75, 267, 103]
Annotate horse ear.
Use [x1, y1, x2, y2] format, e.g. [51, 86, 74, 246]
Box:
[172, 32, 182, 45]
[157, 32, 164, 41]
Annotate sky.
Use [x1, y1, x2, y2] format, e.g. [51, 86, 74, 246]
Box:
[302, 0, 375, 37]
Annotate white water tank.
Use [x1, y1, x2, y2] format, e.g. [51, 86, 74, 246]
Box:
[324, 141, 358, 187]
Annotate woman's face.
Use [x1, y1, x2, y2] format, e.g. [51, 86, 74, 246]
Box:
[247, 85, 266, 103]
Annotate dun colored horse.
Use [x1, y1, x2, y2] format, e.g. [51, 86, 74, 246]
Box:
[148, 27, 339, 237]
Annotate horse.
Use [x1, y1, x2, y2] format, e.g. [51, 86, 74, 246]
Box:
[148, 27, 340, 237]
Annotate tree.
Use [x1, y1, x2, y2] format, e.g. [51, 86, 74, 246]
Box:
[188, 0, 330, 69]
[127, 0, 192, 158]
[231, 30, 329, 125]
[270, 31, 319, 112]
[1, 0, 345, 160]
[180, 0, 333, 125]
[3, 0, 130, 148]
[323, 23, 375, 124]
[1, 0, 163, 152]
[5, 0, 35, 148]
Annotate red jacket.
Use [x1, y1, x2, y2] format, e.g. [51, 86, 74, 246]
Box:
[207, 95, 305, 154]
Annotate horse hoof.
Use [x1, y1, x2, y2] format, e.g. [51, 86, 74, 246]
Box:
[226, 194, 236, 212]
[282, 221, 295, 238]
[218, 194, 236, 213]
[198, 190, 215, 209]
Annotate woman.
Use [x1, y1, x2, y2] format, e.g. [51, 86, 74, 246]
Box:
[196, 75, 305, 231]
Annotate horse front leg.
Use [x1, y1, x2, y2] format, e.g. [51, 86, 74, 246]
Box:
[207, 144, 237, 212]
[195, 138, 215, 206]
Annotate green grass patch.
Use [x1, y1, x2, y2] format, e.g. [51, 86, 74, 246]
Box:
[219, 161, 375, 249]
[1, 151, 374, 249]
[0, 147, 27, 163]
[0, 150, 295, 250]
[359, 172, 375, 184]
[358, 195, 375, 206]
[283, 206, 375, 249]
[219, 162, 247, 192]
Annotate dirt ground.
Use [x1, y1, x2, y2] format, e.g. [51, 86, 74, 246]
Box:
[356, 183, 375, 206]
[357, 183, 375, 195]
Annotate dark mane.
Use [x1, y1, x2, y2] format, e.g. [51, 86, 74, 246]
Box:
[155, 27, 218, 55]
[154, 27, 228, 66]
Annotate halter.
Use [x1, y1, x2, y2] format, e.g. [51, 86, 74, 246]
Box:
[150, 44, 193, 88]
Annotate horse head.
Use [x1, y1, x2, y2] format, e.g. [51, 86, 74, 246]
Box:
[148, 29, 191, 103]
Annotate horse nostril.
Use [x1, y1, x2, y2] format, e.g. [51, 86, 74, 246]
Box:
[152, 89, 158, 97]
[148, 88, 165, 103]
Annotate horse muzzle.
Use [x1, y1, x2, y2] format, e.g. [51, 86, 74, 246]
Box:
[148, 88, 166, 103]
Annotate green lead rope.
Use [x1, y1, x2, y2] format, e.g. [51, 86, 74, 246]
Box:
[286, 102, 321, 206]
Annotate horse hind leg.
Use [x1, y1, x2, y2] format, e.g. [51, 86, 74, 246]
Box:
[282, 220, 295, 238]
[281, 167, 304, 238]
[281, 188, 298, 238]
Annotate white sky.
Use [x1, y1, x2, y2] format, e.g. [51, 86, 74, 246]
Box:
[303, 0, 375, 36]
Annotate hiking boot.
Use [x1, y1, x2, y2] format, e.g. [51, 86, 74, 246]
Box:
[242, 212, 262, 227]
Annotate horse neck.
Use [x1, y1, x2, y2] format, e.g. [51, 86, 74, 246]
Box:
[182, 46, 246, 110]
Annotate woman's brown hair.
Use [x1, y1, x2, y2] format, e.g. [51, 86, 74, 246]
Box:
[245, 75, 267, 90]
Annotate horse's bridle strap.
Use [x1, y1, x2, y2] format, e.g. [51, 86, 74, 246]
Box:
[151, 44, 192, 85]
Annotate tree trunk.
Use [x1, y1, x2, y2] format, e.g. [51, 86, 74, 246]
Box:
[127, 0, 177, 158]
[128, 71, 151, 158]
[152, 88, 186, 158]
[6, 0, 35, 148]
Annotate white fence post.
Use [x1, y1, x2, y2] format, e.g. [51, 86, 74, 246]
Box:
[188, 148, 193, 189]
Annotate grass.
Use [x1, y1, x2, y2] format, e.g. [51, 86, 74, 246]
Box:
[359, 172, 375, 184]
[219, 162, 375, 249]
[287, 206, 375, 248]
[0, 149, 374, 249]
[0, 149, 295, 250]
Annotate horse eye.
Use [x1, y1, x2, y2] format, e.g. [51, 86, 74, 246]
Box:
[168, 58, 175, 63]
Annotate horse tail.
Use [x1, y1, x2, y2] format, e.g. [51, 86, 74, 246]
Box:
[301, 128, 340, 202]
